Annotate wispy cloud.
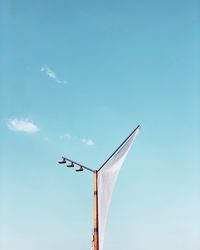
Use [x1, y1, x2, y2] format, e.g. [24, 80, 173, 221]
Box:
[60, 133, 71, 140]
[60, 133, 95, 146]
[41, 65, 67, 84]
[8, 119, 40, 133]
[82, 138, 95, 146]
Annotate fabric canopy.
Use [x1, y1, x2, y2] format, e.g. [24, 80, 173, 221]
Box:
[97, 126, 140, 250]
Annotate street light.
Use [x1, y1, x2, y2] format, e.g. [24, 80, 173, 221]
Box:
[58, 156, 94, 172]
[66, 162, 74, 168]
[58, 157, 66, 164]
[58, 125, 141, 250]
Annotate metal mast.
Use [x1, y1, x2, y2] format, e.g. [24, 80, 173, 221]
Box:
[93, 171, 99, 250]
[58, 125, 140, 250]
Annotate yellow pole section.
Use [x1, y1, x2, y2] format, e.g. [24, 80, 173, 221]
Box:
[93, 171, 99, 250]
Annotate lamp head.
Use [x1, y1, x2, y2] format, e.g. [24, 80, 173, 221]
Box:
[58, 157, 66, 164]
[76, 166, 84, 172]
[67, 162, 74, 168]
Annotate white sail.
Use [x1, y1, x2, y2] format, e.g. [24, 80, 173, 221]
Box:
[98, 126, 140, 250]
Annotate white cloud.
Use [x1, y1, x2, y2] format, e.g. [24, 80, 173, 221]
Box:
[82, 138, 95, 146]
[59, 133, 94, 146]
[8, 119, 40, 133]
[60, 133, 71, 140]
[41, 65, 67, 84]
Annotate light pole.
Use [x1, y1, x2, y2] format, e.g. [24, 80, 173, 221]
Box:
[58, 125, 141, 250]
[58, 156, 98, 250]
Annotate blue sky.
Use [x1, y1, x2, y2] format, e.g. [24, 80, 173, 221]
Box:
[0, 0, 200, 249]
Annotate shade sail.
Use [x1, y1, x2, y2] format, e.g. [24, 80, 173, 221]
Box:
[97, 126, 140, 250]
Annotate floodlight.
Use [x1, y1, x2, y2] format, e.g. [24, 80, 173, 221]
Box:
[75, 166, 83, 172]
[67, 162, 74, 168]
[58, 157, 66, 164]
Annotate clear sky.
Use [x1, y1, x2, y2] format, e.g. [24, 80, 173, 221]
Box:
[0, 0, 200, 249]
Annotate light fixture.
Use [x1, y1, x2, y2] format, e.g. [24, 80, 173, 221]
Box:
[58, 157, 66, 164]
[75, 166, 83, 172]
[67, 162, 74, 168]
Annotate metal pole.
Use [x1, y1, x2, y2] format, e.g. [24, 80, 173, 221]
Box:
[93, 171, 99, 250]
